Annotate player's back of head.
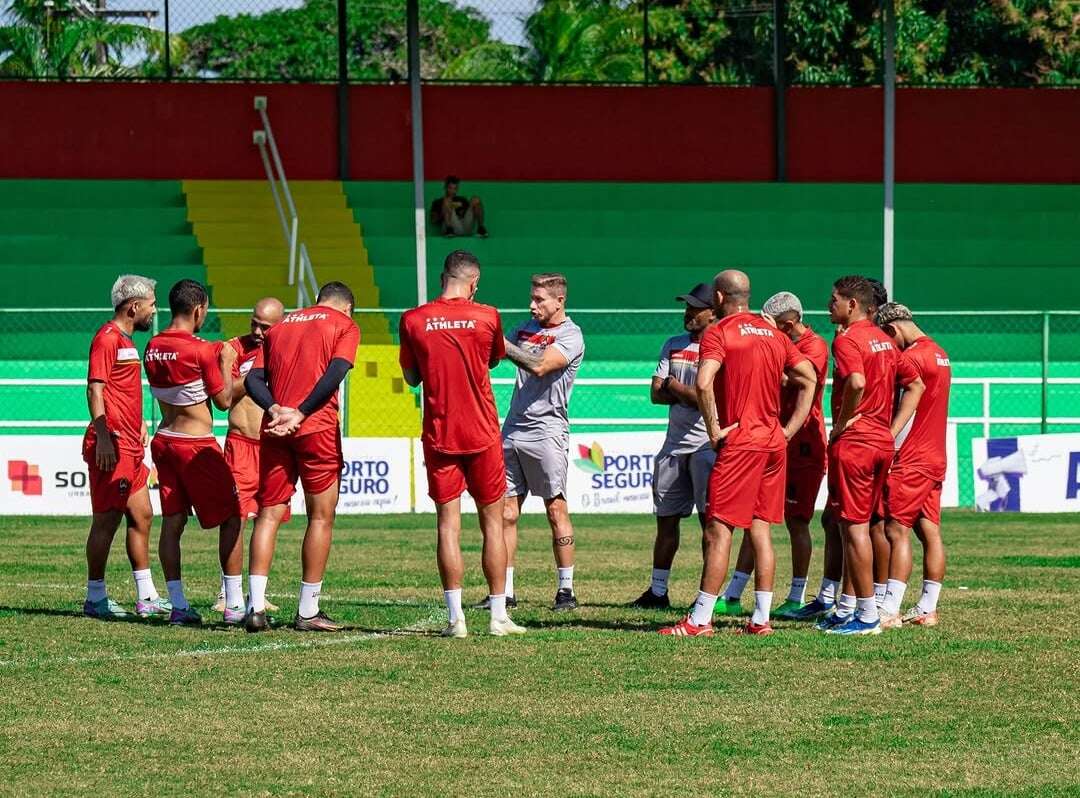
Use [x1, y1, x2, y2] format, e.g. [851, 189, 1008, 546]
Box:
[444, 250, 481, 280]
[713, 269, 750, 306]
[833, 275, 875, 311]
[317, 281, 355, 313]
[865, 276, 888, 310]
[169, 279, 208, 317]
[762, 291, 803, 323]
[111, 274, 156, 311]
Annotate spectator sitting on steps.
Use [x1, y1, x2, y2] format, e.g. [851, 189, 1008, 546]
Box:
[431, 176, 488, 238]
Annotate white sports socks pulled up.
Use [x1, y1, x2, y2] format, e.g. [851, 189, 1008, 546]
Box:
[86, 578, 107, 603]
[836, 593, 857, 619]
[650, 568, 671, 597]
[787, 577, 808, 604]
[723, 570, 751, 601]
[248, 574, 269, 613]
[882, 579, 907, 616]
[916, 580, 942, 614]
[557, 566, 574, 591]
[817, 578, 839, 605]
[504, 567, 515, 598]
[489, 593, 508, 622]
[132, 569, 159, 602]
[873, 582, 888, 607]
[166, 579, 189, 611]
[751, 591, 773, 625]
[298, 581, 322, 619]
[223, 574, 244, 610]
[690, 591, 718, 627]
[444, 588, 463, 624]
[856, 596, 879, 624]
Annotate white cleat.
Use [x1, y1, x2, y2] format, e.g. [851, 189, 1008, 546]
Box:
[441, 618, 468, 639]
[489, 616, 527, 636]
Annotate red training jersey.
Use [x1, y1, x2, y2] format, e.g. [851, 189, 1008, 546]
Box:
[256, 305, 360, 435]
[698, 311, 806, 452]
[831, 318, 917, 447]
[399, 296, 505, 454]
[86, 321, 144, 454]
[227, 335, 260, 381]
[144, 329, 225, 406]
[895, 336, 952, 481]
[783, 326, 829, 466]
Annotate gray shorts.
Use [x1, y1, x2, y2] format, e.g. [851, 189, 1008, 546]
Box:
[653, 447, 716, 517]
[504, 435, 568, 500]
[446, 208, 476, 236]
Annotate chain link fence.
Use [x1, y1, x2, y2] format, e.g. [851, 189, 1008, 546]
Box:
[2, 0, 1075, 85]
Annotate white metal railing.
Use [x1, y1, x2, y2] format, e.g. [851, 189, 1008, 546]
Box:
[252, 95, 318, 308]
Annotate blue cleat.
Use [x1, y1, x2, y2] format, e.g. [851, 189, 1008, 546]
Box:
[815, 609, 851, 631]
[785, 597, 834, 621]
[825, 615, 883, 636]
[83, 597, 130, 621]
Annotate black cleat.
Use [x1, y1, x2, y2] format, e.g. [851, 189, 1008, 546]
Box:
[293, 610, 345, 633]
[472, 594, 517, 610]
[553, 588, 578, 612]
[477, 225, 489, 238]
[244, 610, 269, 634]
[631, 588, 671, 609]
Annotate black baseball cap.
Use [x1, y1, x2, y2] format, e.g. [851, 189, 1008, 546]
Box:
[675, 282, 712, 309]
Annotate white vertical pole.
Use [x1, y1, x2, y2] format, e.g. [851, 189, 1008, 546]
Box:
[882, 0, 896, 299]
[407, 0, 427, 306]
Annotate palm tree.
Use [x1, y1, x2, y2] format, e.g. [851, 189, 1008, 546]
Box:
[523, 0, 644, 82]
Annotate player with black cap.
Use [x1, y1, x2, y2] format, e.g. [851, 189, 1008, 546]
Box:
[632, 282, 717, 608]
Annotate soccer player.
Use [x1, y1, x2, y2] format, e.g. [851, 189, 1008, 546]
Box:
[720, 291, 831, 619]
[496, 273, 584, 611]
[243, 282, 360, 633]
[660, 270, 817, 637]
[82, 275, 168, 620]
[144, 280, 242, 626]
[631, 282, 716, 609]
[875, 303, 951, 627]
[212, 297, 286, 616]
[817, 276, 921, 635]
[399, 251, 525, 638]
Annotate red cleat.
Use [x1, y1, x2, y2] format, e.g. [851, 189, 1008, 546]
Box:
[659, 614, 714, 637]
[738, 621, 774, 636]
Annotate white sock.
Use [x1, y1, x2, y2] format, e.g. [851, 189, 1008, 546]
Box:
[505, 567, 515, 598]
[248, 574, 269, 613]
[166, 579, 189, 611]
[916, 580, 942, 614]
[857, 595, 879, 623]
[751, 591, 773, 625]
[217, 572, 226, 603]
[489, 593, 507, 622]
[132, 569, 159, 602]
[882, 578, 907, 616]
[87, 578, 107, 603]
[444, 588, 463, 624]
[723, 570, 751, 601]
[650, 567, 671, 597]
[557, 566, 574, 591]
[818, 578, 839, 605]
[836, 593, 857, 618]
[298, 581, 322, 619]
[873, 582, 888, 607]
[223, 574, 244, 610]
[689, 590, 718, 626]
[787, 577, 807, 604]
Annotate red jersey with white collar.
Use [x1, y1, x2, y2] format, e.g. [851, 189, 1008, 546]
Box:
[86, 321, 144, 453]
[144, 329, 225, 406]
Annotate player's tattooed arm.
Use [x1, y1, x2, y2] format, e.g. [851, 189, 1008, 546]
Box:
[890, 376, 926, 439]
[696, 358, 738, 450]
[504, 338, 569, 377]
[650, 376, 676, 405]
[782, 359, 817, 441]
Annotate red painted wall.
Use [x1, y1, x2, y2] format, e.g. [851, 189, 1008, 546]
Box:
[2, 81, 1077, 182]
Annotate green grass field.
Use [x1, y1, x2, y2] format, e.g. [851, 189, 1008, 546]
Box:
[1, 511, 1078, 797]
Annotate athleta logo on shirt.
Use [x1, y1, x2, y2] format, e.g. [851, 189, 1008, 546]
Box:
[739, 323, 774, 338]
[936, 354, 951, 367]
[284, 312, 328, 323]
[425, 316, 477, 332]
[869, 340, 894, 353]
[144, 350, 178, 361]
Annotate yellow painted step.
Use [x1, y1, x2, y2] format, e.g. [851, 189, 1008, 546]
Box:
[203, 248, 369, 269]
[184, 179, 346, 196]
[187, 207, 357, 224]
[347, 345, 421, 437]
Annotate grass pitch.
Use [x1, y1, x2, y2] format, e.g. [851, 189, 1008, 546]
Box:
[0, 511, 1077, 797]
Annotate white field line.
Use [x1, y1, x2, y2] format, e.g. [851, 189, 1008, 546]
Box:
[0, 607, 446, 671]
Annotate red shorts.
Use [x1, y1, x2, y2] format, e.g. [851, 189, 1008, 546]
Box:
[150, 432, 240, 528]
[258, 425, 343, 507]
[885, 467, 942, 527]
[827, 438, 893, 525]
[785, 466, 825, 522]
[707, 446, 786, 529]
[224, 432, 289, 522]
[423, 439, 505, 506]
[82, 433, 148, 514]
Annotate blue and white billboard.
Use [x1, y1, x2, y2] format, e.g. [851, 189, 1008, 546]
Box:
[971, 432, 1080, 513]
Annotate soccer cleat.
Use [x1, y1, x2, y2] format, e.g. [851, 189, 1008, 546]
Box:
[169, 606, 202, 626]
[212, 590, 226, 613]
[441, 618, 468, 638]
[83, 597, 130, 621]
[472, 595, 518, 610]
[901, 607, 939, 627]
[659, 615, 714, 637]
[879, 612, 902, 630]
[738, 621, 774, 636]
[477, 225, 489, 238]
[244, 610, 270, 633]
[825, 615, 883, 636]
[135, 597, 172, 618]
[788, 598, 835, 621]
[771, 599, 805, 620]
[553, 588, 578, 612]
[631, 588, 671, 610]
[713, 597, 747, 617]
[489, 616, 527, 636]
[815, 609, 851, 631]
[223, 606, 246, 626]
[293, 611, 344, 633]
